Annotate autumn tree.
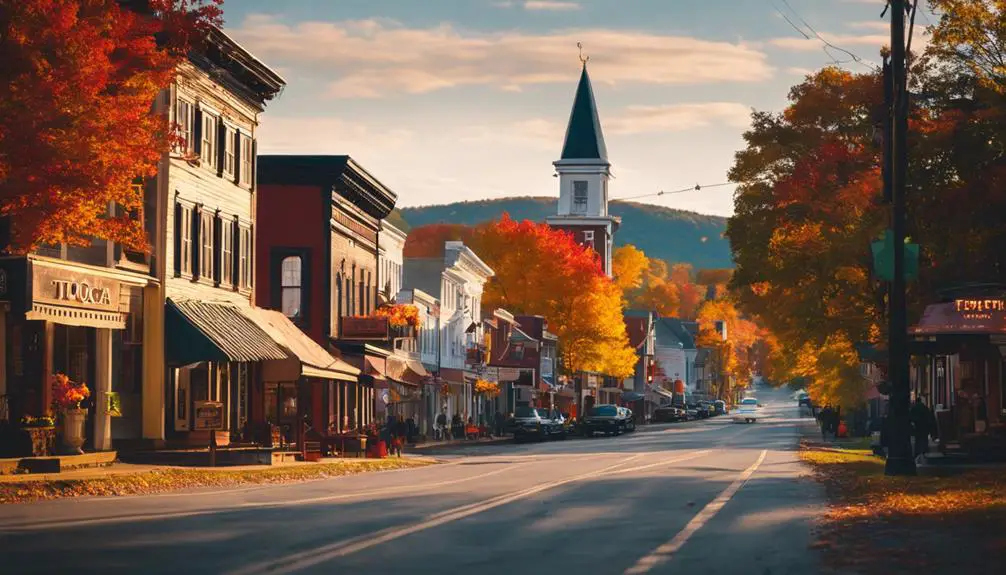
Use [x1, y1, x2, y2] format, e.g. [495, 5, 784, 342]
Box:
[612, 245, 647, 292]
[0, 0, 222, 252]
[405, 215, 637, 378]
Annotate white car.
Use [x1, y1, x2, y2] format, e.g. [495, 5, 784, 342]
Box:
[732, 397, 762, 423]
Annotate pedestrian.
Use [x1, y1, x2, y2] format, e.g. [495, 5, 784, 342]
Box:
[818, 405, 834, 441]
[494, 410, 504, 438]
[405, 416, 416, 444]
[910, 397, 932, 459]
[436, 411, 447, 441]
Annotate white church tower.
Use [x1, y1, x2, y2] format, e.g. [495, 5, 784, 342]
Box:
[546, 52, 620, 277]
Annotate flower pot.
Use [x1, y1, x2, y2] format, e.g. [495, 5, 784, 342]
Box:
[61, 408, 87, 455]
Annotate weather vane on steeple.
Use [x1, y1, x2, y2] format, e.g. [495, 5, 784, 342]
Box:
[577, 42, 589, 65]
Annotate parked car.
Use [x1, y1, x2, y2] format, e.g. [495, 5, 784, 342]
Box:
[697, 401, 716, 418]
[510, 407, 566, 442]
[618, 407, 636, 432]
[652, 405, 687, 423]
[582, 404, 629, 437]
[713, 400, 726, 415]
[732, 397, 762, 423]
[798, 393, 811, 408]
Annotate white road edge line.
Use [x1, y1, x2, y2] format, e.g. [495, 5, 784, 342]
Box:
[0, 457, 560, 532]
[226, 449, 713, 575]
[623, 449, 768, 575]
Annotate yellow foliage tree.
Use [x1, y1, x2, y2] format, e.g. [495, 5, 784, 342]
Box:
[612, 245, 648, 292]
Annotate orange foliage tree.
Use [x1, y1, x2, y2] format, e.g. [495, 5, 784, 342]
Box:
[612, 245, 712, 320]
[0, 0, 222, 252]
[406, 216, 637, 378]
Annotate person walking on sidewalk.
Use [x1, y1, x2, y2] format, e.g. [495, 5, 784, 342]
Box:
[436, 411, 447, 441]
[818, 405, 835, 441]
[494, 410, 504, 438]
[910, 397, 935, 460]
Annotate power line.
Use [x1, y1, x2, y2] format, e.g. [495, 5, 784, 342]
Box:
[612, 182, 735, 202]
[773, 0, 878, 70]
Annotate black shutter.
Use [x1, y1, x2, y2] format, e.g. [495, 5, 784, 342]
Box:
[192, 205, 202, 278]
[193, 107, 203, 157]
[173, 202, 182, 276]
[217, 122, 226, 177]
[213, 213, 222, 284]
[233, 130, 242, 184]
[250, 138, 257, 191]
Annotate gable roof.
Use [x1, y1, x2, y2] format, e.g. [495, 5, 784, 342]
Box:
[655, 317, 696, 350]
[624, 316, 649, 349]
[559, 64, 608, 162]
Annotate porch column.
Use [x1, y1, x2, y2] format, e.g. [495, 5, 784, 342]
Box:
[94, 328, 113, 451]
[0, 304, 7, 401]
[142, 283, 165, 441]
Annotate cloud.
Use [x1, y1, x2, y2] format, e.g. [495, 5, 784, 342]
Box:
[524, 1, 581, 10]
[229, 15, 774, 98]
[785, 66, 815, 76]
[606, 102, 752, 135]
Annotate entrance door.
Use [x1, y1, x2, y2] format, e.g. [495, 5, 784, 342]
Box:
[174, 368, 190, 432]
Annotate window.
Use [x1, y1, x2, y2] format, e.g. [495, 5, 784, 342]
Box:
[280, 256, 303, 320]
[220, 220, 233, 286]
[199, 212, 214, 280]
[174, 99, 194, 153]
[583, 230, 595, 250]
[572, 181, 588, 213]
[179, 205, 193, 276]
[239, 134, 252, 187]
[201, 112, 217, 169]
[223, 126, 235, 177]
[239, 226, 252, 289]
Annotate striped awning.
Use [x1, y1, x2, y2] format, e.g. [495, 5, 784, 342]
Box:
[166, 298, 289, 365]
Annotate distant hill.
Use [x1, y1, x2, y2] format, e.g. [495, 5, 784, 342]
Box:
[398, 197, 733, 269]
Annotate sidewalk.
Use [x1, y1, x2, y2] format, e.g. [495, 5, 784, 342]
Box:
[406, 435, 513, 452]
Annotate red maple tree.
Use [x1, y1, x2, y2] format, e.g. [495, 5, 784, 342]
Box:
[0, 0, 222, 252]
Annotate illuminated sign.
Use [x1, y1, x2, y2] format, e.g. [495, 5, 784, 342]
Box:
[954, 298, 1006, 320]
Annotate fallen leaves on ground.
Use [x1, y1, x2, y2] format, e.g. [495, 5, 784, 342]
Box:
[0, 458, 436, 505]
[801, 444, 1006, 574]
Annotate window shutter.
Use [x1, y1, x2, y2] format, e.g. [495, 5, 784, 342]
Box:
[233, 130, 242, 184]
[213, 214, 222, 284]
[250, 138, 257, 191]
[192, 205, 202, 278]
[173, 203, 182, 276]
[193, 107, 203, 157]
[217, 122, 226, 177]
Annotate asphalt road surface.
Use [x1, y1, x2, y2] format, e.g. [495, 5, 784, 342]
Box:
[0, 384, 826, 575]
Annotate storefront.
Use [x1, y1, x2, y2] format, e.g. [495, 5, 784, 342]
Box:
[0, 256, 149, 453]
[909, 288, 1006, 449]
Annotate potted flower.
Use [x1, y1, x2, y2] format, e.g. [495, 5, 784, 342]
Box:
[51, 373, 90, 454]
[20, 414, 57, 456]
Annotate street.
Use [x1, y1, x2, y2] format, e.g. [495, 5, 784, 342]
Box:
[0, 385, 825, 575]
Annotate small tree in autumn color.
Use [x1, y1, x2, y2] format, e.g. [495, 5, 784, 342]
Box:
[612, 245, 647, 292]
[0, 0, 222, 252]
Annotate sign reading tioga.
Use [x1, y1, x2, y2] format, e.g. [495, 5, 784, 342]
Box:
[32, 263, 121, 312]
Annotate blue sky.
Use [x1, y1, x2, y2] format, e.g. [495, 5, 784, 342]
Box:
[223, 0, 911, 216]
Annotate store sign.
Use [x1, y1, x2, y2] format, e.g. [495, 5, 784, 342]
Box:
[340, 316, 389, 340]
[32, 264, 121, 311]
[954, 298, 1006, 319]
[193, 401, 224, 431]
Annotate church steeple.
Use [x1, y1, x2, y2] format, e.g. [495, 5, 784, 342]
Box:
[560, 54, 608, 163]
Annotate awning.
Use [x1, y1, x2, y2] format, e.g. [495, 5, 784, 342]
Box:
[364, 356, 388, 384]
[510, 326, 540, 349]
[649, 386, 675, 400]
[165, 298, 289, 365]
[438, 367, 467, 385]
[386, 355, 428, 387]
[248, 308, 359, 382]
[621, 391, 645, 402]
[910, 301, 1006, 335]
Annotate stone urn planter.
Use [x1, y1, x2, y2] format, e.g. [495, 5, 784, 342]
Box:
[61, 408, 87, 455]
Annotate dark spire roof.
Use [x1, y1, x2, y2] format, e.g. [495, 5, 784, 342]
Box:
[559, 63, 608, 162]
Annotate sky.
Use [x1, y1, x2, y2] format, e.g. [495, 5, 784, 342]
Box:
[222, 0, 923, 217]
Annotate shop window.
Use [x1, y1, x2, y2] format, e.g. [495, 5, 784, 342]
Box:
[280, 256, 303, 321]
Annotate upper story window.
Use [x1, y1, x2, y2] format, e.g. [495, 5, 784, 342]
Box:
[176, 203, 193, 277]
[239, 225, 252, 289]
[175, 99, 194, 154]
[281, 256, 303, 320]
[583, 230, 595, 250]
[200, 112, 217, 170]
[572, 181, 588, 213]
[221, 219, 234, 287]
[223, 126, 236, 178]
[239, 134, 253, 187]
[199, 211, 214, 281]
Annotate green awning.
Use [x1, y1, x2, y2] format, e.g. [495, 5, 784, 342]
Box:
[166, 298, 289, 365]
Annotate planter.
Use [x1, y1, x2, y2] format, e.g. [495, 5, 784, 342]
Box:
[27, 427, 57, 456]
[61, 408, 87, 455]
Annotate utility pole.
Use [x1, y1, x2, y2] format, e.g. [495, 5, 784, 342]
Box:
[885, 0, 916, 476]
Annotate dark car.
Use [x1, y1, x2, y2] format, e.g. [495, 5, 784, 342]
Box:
[798, 393, 811, 408]
[652, 405, 687, 423]
[713, 400, 726, 415]
[618, 407, 637, 432]
[582, 404, 628, 437]
[698, 401, 716, 418]
[509, 407, 566, 442]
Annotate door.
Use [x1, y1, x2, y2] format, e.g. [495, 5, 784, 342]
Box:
[174, 368, 190, 432]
